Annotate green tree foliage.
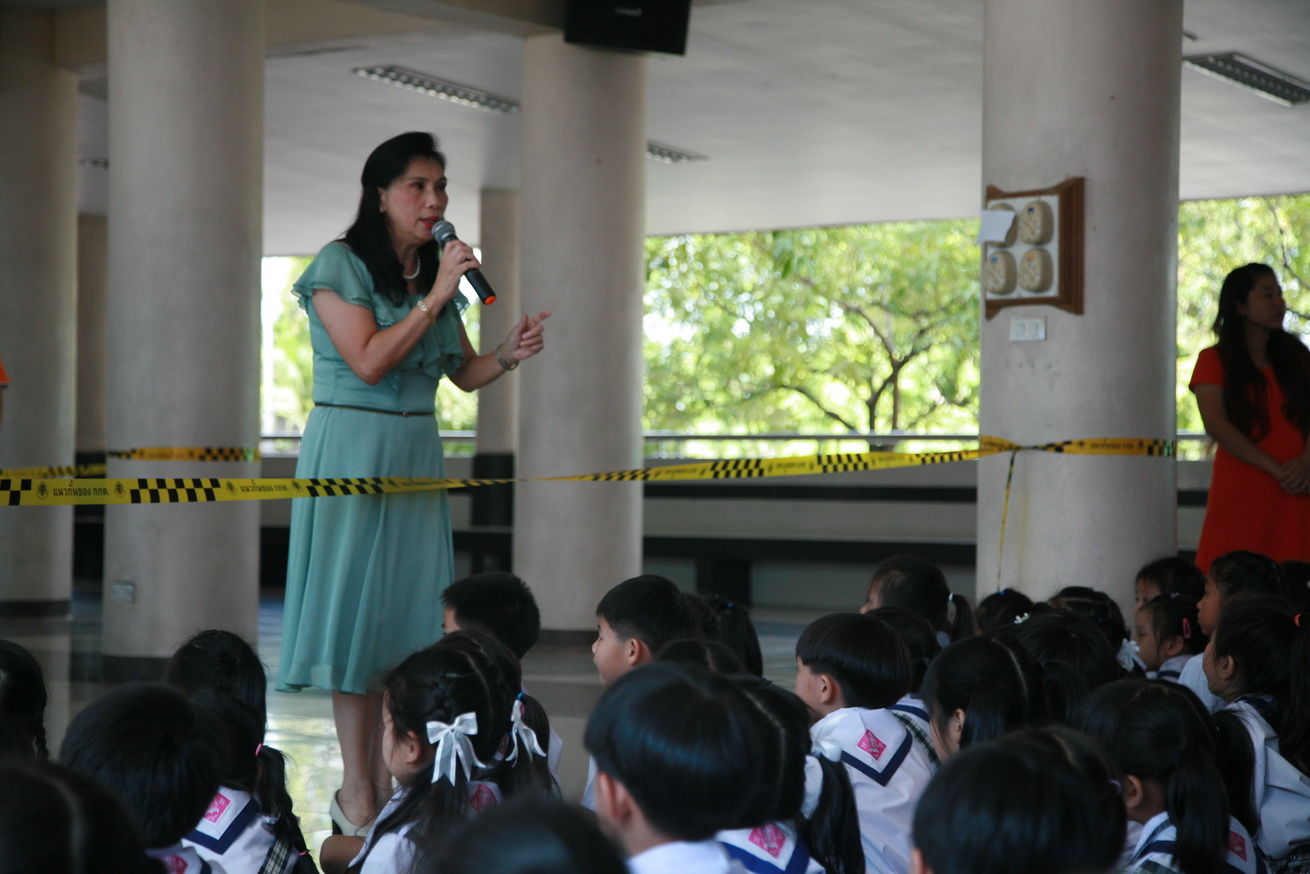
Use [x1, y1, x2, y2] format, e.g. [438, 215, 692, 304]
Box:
[643, 221, 981, 444]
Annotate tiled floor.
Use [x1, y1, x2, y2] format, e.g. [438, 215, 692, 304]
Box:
[1, 588, 815, 861]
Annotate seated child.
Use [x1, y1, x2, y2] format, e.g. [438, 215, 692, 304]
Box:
[1134, 556, 1206, 610]
[919, 635, 1044, 759]
[1003, 609, 1124, 722]
[1133, 594, 1205, 682]
[585, 662, 764, 874]
[168, 629, 314, 873]
[0, 760, 159, 874]
[910, 728, 1123, 874]
[59, 683, 225, 873]
[415, 796, 627, 874]
[0, 638, 49, 761]
[859, 556, 973, 646]
[973, 588, 1034, 633]
[794, 612, 934, 874]
[1075, 679, 1263, 874]
[583, 575, 700, 808]
[441, 572, 561, 776]
[1180, 550, 1286, 712]
[321, 630, 553, 874]
[1204, 597, 1310, 868]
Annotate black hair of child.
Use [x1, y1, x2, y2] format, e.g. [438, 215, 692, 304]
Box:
[1137, 556, 1207, 600]
[596, 575, 701, 656]
[1142, 593, 1207, 657]
[1074, 679, 1252, 874]
[0, 638, 48, 761]
[1002, 609, 1124, 723]
[974, 588, 1035, 633]
[414, 797, 627, 874]
[1209, 551, 1285, 601]
[58, 683, 223, 849]
[867, 554, 974, 642]
[166, 629, 307, 852]
[866, 606, 941, 697]
[734, 677, 863, 874]
[702, 595, 765, 677]
[911, 730, 1119, 874]
[1048, 587, 1133, 656]
[432, 630, 556, 799]
[921, 636, 1043, 750]
[584, 662, 765, 841]
[795, 612, 911, 710]
[0, 761, 160, 874]
[1211, 596, 1310, 775]
[1002, 727, 1127, 872]
[441, 572, 542, 659]
[657, 638, 747, 675]
[1279, 561, 1310, 613]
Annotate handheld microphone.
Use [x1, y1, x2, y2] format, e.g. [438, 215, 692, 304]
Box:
[430, 220, 496, 305]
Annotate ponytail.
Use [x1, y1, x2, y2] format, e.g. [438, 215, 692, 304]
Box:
[1165, 744, 1230, 874]
[802, 754, 865, 874]
[1210, 709, 1259, 839]
[495, 692, 556, 798]
[922, 637, 1038, 752]
[705, 595, 764, 677]
[948, 592, 975, 643]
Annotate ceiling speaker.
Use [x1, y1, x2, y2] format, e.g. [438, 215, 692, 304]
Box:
[564, 0, 692, 56]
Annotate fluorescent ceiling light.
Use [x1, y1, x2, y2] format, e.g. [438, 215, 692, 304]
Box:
[1183, 53, 1310, 106]
[354, 65, 520, 114]
[355, 65, 707, 163]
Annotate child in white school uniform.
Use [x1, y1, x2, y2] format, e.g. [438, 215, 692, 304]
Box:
[866, 607, 943, 770]
[586, 663, 765, 874]
[1134, 593, 1206, 682]
[1204, 597, 1310, 872]
[168, 630, 315, 874]
[1075, 679, 1266, 874]
[319, 630, 555, 874]
[794, 612, 934, 874]
[1179, 551, 1286, 712]
[59, 683, 227, 874]
[718, 678, 863, 874]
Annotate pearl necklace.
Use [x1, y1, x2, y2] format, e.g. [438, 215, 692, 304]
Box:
[403, 254, 420, 281]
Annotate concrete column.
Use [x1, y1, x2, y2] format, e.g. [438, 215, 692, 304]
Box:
[514, 34, 646, 637]
[976, 0, 1182, 610]
[77, 215, 109, 456]
[0, 7, 79, 615]
[471, 189, 521, 534]
[102, 0, 264, 677]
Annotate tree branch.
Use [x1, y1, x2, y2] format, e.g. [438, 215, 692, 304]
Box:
[777, 383, 863, 432]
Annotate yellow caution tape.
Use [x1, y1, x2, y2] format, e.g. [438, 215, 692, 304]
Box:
[108, 446, 261, 462]
[0, 436, 1174, 508]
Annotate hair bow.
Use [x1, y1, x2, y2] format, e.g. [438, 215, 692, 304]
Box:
[505, 699, 546, 764]
[1117, 638, 1141, 672]
[427, 712, 486, 785]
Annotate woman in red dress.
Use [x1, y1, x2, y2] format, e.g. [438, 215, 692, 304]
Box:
[1190, 263, 1310, 571]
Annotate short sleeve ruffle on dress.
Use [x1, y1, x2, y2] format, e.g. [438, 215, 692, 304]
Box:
[277, 243, 466, 694]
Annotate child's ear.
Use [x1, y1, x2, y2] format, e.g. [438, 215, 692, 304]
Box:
[1120, 773, 1146, 812]
[594, 771, 635, 829]
[399, 730, 426, 767]
[1159, 634, 1186, 660]
[816, 672, 840, 707]
[626, 637, 652, 667]
[1214, 652, 1239, 688]
[947, 708, 966, 747]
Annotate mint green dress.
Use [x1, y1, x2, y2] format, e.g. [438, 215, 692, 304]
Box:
[277, 243, 466, 694]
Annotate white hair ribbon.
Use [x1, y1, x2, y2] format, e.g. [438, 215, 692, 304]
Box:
[1117, 638, 1141, 673]
[426, 712, 485, 785]
[505, 698, 546, 764]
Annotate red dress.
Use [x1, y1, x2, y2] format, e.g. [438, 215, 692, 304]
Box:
[1190, 346, 1310, 570]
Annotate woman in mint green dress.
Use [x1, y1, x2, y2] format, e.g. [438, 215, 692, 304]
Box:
[276, 132, 549, 835]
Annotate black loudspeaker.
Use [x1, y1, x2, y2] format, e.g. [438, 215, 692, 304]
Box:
[564, 0, 692, 56]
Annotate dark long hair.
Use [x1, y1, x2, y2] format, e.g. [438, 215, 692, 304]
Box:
[1213, 263, 1310, 439]
[868, 555, 974, 642]
[0, 639, 48, 761]
[340, 132, 446, 306]
[921, 637, 1043, 751]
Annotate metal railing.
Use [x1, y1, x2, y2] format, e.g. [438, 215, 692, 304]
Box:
[261, 430, 1214, 460]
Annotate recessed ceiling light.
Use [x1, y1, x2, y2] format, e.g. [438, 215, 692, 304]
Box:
[356, 64, 707, 163]
[1184, 53, 1310, 106]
